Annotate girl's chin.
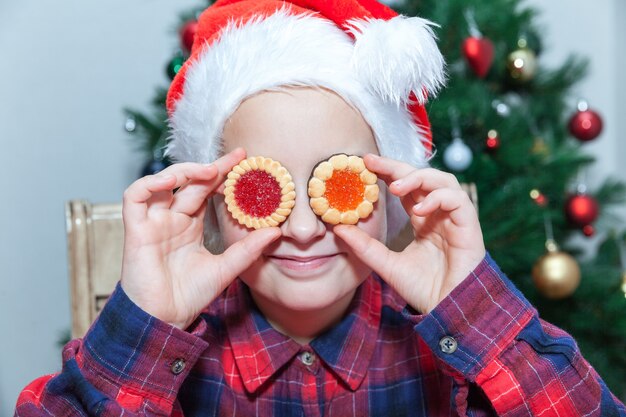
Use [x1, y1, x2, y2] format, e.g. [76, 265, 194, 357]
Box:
[262, 286, 356, 313]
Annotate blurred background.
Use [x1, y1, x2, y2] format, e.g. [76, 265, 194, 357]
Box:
[1, 0, 624, 415]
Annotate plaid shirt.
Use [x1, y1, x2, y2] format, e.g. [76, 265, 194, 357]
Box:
[16, 254, 625, 416]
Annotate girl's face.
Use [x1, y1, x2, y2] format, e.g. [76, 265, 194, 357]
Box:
[214, 87, 387, 314]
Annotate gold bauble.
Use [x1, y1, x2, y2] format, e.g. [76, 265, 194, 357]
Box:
[532, 248, 581, 299]
[507, 47, 537, 82]
[532, 137, 549, 157]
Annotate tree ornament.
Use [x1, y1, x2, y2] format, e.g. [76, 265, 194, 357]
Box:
[462, 37, 494, 78]
[507, 47, 537, 82]
[568, 100, 603, 142]
[180, 20, 198, 53]
[443, 138, 473, 171]
[532, 137, 549, 156]
[532, 239, 581, 299]
[443, 108, 473, 172]
[530, 188, 548, 207]
[517, 32, 543, 56]
[532, 213, 581, 299]
[582, 225, 595, 237]
[485, 129, 500, 153]
[124, 116, 136, 133]
[491, 99, 511, 117]
[565, 193, 599, 228]
[461, 9, 494, 78]
[167, 55, 186, 80]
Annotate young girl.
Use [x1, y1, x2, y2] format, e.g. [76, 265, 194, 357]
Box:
[16, 0, 625, 415]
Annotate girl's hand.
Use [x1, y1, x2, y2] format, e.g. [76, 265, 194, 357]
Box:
[120, 148, 281, 329]
[334, 154, 486, 314]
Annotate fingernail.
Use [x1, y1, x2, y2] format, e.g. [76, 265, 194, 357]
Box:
[391, 179, 402, 188]
[413, 202, 423, 211]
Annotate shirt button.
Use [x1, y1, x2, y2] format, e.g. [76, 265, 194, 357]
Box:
[300, 351, 315, 366]
[170, 358, 186, 375]
[439, 336, 458, 354]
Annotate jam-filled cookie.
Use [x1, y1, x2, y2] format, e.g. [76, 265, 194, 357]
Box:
[224, 156, 296, 229]
[308, 154, 379, 225]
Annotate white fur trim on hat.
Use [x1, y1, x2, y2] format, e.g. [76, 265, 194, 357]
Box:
[165, 7, 445, 169]
[347, 15, 446, 106]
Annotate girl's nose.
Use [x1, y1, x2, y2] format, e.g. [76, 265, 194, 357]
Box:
[280, 182, 326, 243]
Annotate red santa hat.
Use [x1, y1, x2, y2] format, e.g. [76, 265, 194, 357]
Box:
[165, 0, 446, 169]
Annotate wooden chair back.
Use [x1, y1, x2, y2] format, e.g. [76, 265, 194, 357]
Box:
[66, 200, 123, 338]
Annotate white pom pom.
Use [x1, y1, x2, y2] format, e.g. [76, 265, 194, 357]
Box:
[346, 15, 446, 106]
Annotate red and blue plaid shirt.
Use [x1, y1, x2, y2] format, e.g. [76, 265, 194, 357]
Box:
[15, 254, 625, 416]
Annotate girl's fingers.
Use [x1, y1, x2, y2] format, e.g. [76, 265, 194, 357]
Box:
[170, 178, 217, 216]
[169, 148, 247, 214]
[146, 189, 175, 212]
[147, 163, 218, 211]
[212, 147, 247, 178]
[363, 154, 415, 185]
[123, 148, 246, 223]
[156, 162, 219, 189]
[201, 147, 247, 196]
[412, 188, 476, 227]
[216, 227, 282, 290]
[388, 168, 462, 198]
[123, 174, 177, 222]
[333, 224, 396, 281]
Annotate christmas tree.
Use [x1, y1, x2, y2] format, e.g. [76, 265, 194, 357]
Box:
[124, 0, 626, 396]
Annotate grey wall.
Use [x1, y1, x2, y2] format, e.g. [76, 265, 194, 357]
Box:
[0, 1, 624, 415]
[618, 1, 626, 183]
[527, 0, 625, 186]
[525, 0, 626, 247]
[0, 1, 198, 414]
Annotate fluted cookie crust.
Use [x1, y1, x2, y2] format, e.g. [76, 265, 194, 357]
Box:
[308, 154, 379, 225]
[224, 156, 295, 229]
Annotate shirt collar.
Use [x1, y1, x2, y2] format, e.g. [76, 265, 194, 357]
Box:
[224, 277, 382, 393]
[310, 276, 382, 391]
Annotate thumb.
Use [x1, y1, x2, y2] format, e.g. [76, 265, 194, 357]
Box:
[333, 225, 395, 281]
[217, 227, 282, 286]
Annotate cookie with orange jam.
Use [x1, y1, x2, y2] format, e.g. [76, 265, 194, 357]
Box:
[308, 154, 379, 225]
[224, 156, 295, 229]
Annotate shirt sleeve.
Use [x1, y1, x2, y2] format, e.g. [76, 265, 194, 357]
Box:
[410, 253, 626, 417]
[14, 282, 209, 417]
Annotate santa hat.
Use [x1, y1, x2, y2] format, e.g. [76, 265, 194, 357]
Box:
[165, 0, 446, 168]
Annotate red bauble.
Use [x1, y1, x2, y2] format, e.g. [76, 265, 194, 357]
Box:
[535, 194, 548, 207]
[565, 194, 599, 227]
[568, 109, 603, 142]
[180, 20, 198, 53]
[485, 129, 500, 153]
[530, 189, 548, 206]
[462, 36, 494, 78]
[582, 225, 595, 237]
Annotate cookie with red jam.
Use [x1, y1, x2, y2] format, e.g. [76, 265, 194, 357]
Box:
[224, 156, 295, 229]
